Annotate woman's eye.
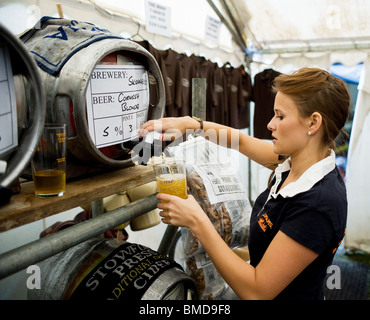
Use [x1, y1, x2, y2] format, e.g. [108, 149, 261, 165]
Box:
[276, 115, 283, 120]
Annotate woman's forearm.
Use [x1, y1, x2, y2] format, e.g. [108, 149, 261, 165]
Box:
[140, 116, 279, 169]
[201, 120, 279, 169]
[157, 193, 260, 299]
[191, 213, 261, 300]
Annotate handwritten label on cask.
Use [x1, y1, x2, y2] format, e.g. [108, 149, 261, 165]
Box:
[86, 65, 149, 148]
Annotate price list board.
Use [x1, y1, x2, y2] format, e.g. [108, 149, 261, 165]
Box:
[0, 45, 17, 157]
[86, 65, 150, 148]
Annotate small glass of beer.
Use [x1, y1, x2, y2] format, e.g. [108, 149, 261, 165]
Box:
[32, 123, 67, 197]
[153, 160, 188, 200]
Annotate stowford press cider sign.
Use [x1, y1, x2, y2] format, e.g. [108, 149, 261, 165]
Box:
[86, 65, 150, 148]
[69, 242, 181, 300]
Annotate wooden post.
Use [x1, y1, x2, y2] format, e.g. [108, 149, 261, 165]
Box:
[56, 4, 64, 18]
[191, 78, 206, 119]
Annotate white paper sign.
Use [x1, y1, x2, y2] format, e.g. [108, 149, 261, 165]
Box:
[192, 162, 248, 205]
[145, 0, 172, 38]
[204, 15, 222, 44]
[86, 65, 150, 148]
[0, 45, 17, 156]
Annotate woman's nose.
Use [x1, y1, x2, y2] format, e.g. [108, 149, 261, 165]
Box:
[267, 117, 275, 132]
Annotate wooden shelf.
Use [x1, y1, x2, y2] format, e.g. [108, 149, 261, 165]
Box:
[0, 164, 155, 232]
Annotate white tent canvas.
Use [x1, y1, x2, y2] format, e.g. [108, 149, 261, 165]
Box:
[346, 57, 370, 253]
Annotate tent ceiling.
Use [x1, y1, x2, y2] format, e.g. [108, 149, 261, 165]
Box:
[1, 0, 370, 67]
[220, 0, 370, 54]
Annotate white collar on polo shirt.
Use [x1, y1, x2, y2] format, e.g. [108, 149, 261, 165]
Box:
[268, 149, 336, 200]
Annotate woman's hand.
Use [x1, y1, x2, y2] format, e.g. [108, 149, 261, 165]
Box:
[139, 116, 198, 141]
[156, 193, 208, 229]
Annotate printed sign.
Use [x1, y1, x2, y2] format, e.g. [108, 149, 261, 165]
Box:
[145, 0, 172, 38]
[0, 45, 17, 156]
[69, 242, 181, 300]
[193, 162, 247, 204]
[86, 65, 150, 148]
[204, 15, 222, 44]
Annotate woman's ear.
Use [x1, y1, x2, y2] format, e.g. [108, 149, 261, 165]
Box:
[308, 112, 322, 135]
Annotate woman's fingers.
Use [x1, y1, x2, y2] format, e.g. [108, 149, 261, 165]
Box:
[157, 192, 175, 203]
[138, 120, 157, 137]
[139, 117, 190, 140]
[156, 193, 204, 229]
[157, 193, 185, 226]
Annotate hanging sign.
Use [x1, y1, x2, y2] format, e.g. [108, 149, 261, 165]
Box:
[204, 15, 222, 44]
[144, 0, 172, 38]
[86, 65, 150, 148]
[0, 45, 17, 157]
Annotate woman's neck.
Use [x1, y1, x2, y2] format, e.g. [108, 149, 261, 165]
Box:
[286, 147, 330, 183]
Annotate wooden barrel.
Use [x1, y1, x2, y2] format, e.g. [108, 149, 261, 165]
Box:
[0, 24, 46, 195]
[22, 19, 165, 169]
[27, 238, 197, 300]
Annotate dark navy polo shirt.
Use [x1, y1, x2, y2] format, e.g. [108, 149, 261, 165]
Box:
[248, 161, 347, 300]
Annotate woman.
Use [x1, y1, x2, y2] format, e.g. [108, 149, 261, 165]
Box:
[139, 67, 350, 300]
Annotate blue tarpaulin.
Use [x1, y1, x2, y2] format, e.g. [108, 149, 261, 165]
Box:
[329, 62, 363, 84]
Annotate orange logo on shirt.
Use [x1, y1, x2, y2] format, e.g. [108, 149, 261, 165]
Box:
[332, 228, 346, 254]
[258, 213, 273, 232]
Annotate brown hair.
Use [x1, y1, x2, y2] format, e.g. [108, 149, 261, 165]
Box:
[272, 67, 350, 149]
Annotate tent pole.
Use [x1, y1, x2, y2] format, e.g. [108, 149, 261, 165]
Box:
[207, 0, 246, 53]
[219, 0, 247, 49]
[252, 41, 370, 55]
